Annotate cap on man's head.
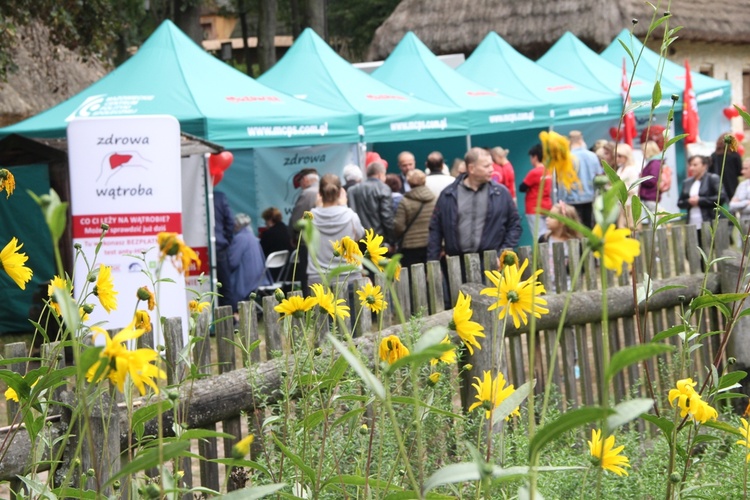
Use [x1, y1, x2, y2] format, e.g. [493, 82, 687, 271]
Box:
[293, 168, 318, 189]
[366, 151, 388, 169]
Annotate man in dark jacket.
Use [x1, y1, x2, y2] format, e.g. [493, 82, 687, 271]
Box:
[213, 189, 234, 308]
[428, 148, 522, 262]
[348, 161, 395, 244]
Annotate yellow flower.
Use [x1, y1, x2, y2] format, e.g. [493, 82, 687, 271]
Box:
[310, 283, 350, 320]
[668, 378, 718, 424]
[590, 224, 641, 276]
[481, 259, 549, 329]
[303, 211, 314, 220]
[450, 291, 485, 355]
[233, 434, 255, 459]
[379, 335, 410, 365]
[392, 262, 402, 282]
[274, 295, 316, 318]
[468, 371, 520, 420]
[356, 282, 387, 313]
[0, 237, 33, 290]
[361, 229, 388, 271]
[588, 429, 630, 476]
[0, 168, 15, 198]
[736, 418, 750, 462]
[332, 236, 363, 265]
[137, 286, 156, 311]
[47, 275, 70, 316]
[430, 335, 457, 366]
[157, 232, 201, 276]
[428, 372, 441, 385]
[189, 300, 210, 313]
[539, 130, 580, 192]
[86, 322, 166, 395]
[499, 250, 519, 268]
[4, 379, 38, 402]
[93, 264, 118, 313]
[134, 310, 152, 332]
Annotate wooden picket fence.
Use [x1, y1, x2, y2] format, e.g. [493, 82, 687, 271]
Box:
[1, 221, 743, 493]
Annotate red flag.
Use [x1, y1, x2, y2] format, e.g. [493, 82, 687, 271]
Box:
[683, 59, 699, 144]
[621, 58, 637, 146]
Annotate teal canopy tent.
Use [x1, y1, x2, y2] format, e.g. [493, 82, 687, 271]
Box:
[458, 32, 622, 127]
[372, 32, 547, 134]
[258, 28, 469, 143]
[601, 29, 731, 141]
[538, 31, 683, 116]
[0, 20, 360, 148]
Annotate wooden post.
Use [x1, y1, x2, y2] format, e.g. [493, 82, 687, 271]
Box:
[163, 317, 192, 497]
[263, 295, 283, 358]
[410, 263, 428, 317]
[76, 391, 120, 496]
[193, 309, 220, 492]
[426, 261, 445, 315]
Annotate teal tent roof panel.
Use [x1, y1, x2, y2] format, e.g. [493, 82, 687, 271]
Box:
[458, 32, 622, 125]
[537, 31, 682, 114]
[1, 21, 360, 148]
[601, 29, 731, 107]
[258, 28, 469, 143]
[372, 32, 546, 134]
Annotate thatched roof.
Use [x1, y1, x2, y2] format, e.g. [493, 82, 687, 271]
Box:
[0, 21, 108, 127]
[368, 0, 750, 61]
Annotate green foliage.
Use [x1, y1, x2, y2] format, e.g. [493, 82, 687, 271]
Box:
[327, 0, 402, 61]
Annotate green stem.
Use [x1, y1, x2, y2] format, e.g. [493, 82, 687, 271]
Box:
[600, 263, 610, 415]
[383, 385, 421, 497]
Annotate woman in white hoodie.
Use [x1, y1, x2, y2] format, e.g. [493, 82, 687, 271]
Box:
[308, 174, 365, 289]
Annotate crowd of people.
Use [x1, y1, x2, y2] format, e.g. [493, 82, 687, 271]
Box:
[214, 128, 750, 308]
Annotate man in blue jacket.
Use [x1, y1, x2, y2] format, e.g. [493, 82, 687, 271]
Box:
[427, 147, 522, 263]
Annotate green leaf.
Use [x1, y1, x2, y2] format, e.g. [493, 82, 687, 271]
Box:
[641, 414, 674, 440]
[331, 407, 366, 429]
[132, 400, 174, 437]
[327, 334, 384, 399]
[665, 133, 689, 150]
[48, 202, 69, 243]
[737, 104, 750, 129]
[717, 371, 747, 391]
[413, 326, 450, 353]
[391, 396, 463, 418]
[423, 463, 483, 493]
[211, 458, 273, 478]
[322, 474, 402, 492]
[179, 428, 235, 441]
[297, 408, 330, 433]
[218, 483, 287, 499]
[529, 407, 613, 461]
[712, 391, 745, 402]
[651, 324, 688, 343]
[607, 398, 654, 429]
[651, 81, 662, 110]
[493, 380, 534, 426]
[607, 343, 673, 381]
[272, 433, 316, 483]
[107, 441, 190, 486]
[631, 196, 642, 226]
[617, 40, 635, 64]
[703, 419, 742, 436]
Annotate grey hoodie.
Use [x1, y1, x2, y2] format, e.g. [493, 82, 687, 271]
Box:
[307, 205, 365, 282]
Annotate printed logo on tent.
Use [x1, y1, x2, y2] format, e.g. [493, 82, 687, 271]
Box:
[225, 96, 283, 103]
[546, 84, 576, 92]
[365, 94, 408, 101]
[97, 151, 152, 185]
[65, 94, 156, 122]
[466, 91, 498, 97]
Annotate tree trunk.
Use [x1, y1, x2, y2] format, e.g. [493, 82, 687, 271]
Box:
[306, 0, 326, 39]
[172, 0, 203, 45]
[237, 0, 253, 76]
[289, 0, 302, 38]
[257, 0, 278, 74]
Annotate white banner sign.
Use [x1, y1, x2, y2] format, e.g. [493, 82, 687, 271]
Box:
[67, 115, 188, 344]
[253, 143, 358, 225]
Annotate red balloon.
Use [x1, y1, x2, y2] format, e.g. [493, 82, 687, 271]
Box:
[209, 151, 234, 177]
[738, 145, 746, 157]
[609, 127, 620, 140]
[724, 107, 740, 119]
[735, 131, 745, 142]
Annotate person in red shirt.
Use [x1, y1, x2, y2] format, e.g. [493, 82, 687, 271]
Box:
[519, 144, 552, 239]
[490, 146, 517, 204]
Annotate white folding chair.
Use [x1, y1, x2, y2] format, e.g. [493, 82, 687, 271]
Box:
[279, 248, 302, 292]
[256, 250, 290, 296]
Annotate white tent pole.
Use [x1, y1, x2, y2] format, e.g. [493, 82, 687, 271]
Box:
[466, 135, 472, 151]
